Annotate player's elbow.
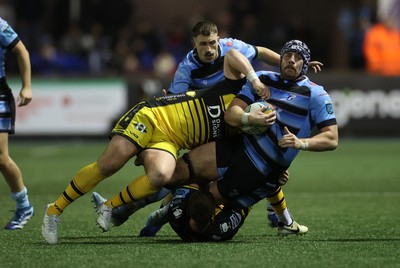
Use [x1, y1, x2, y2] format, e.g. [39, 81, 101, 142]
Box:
[328, 140, 338, 151]
[326, 137, 339, 151]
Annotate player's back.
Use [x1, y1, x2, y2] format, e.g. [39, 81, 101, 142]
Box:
[146, 81, 242, 150]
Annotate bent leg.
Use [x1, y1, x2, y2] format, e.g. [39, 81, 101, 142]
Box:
[168, 142, 219, 187]
[47, 135, 139, 216]
[105, 149, 177, 208]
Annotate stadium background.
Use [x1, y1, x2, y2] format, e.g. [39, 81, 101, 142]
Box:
[1, 0, 399, 137]
[1, 2, 400, 267]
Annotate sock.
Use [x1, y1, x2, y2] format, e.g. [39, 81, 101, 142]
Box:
[47, 162, 105, 216]
[134, 187, 171, 208]
[106, 174, 159, 209]
[111, 187, 168, 222]
[266, 187, 286, 214]
[266, 187, 292, 225]
[266, 199, 275, 215]
[11, 186, 30, 209]
[280, 208, 293, 226]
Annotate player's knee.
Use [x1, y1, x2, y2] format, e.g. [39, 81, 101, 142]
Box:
[147, 169, 173, 188]
[0, 155, 11, 170]
[166, 154, 192, 188]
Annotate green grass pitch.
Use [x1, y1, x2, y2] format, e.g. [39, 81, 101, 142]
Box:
[0, 138, 399, 268]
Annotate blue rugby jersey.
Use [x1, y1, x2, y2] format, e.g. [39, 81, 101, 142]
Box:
[168, 38, 257, 94]
[0, 17, 20, 78]
[236, 71, 337, 176]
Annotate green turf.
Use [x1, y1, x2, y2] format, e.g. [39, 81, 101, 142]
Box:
[0, 139, 399, 268]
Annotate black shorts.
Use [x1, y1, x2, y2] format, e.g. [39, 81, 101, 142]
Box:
[215, 136, 280, 209]
[0, 78, 16, 134]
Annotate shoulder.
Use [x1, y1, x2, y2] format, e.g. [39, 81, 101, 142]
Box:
[303, 77, 326, 93]
[220, 38, 253, 51]
[258, 71, 280, 83]
[176, 52, 198, 71]
[0, 17, 12, 32]
[301, 78, 333, 102]
[0, 17, 7, 26]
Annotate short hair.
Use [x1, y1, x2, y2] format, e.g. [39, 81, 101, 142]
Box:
[187, 190, 216, 223]
[191, 20, 218, 38]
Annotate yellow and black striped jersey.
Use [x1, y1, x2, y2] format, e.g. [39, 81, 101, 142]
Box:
[112, 80, 243, 158]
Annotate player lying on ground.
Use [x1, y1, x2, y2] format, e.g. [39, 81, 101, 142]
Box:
[92, 169, 289, 238]
[93, 181, 255, 242]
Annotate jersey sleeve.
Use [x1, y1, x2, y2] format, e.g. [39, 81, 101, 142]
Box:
[220, 38, 257, 61]
[168, 58, 192, 94]
[310, 85, 337, 129]
[0, 18, 19, 48]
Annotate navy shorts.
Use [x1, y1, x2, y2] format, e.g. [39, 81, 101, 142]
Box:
[0, 78, 15, 134]
[215, 136, 283, 209]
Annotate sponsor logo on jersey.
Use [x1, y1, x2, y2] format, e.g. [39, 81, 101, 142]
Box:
[287, 94, 296, 101]
[173, 208, 183, 219]
[186, 91, 196, 98]
[325, 100, 333, 114]
[2, 26, 13, 37]
[220, 222, 230, 233]
[134, 122, 147, 133]
[207, 105, 221, 118]
[208, 105, 223, 138]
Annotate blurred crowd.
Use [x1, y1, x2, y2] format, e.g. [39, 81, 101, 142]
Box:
[1, 0, 399, 78]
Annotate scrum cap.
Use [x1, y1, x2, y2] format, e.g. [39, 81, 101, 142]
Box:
[280, 40, 311, 76]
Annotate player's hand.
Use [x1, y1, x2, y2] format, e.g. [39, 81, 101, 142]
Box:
[249, 107, 276, 127]
[309, 61, 324, 73]
[278, 126, 302, 149]
[252, 79, 270, 99]
[278, 170, 289, 185]
[162, 89, 168, 96]
[17, 86, 32, 107]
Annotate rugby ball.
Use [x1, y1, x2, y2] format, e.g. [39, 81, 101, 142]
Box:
[242, 102, 274, 135]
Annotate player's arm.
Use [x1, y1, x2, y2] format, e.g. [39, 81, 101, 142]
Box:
[255, 46, 280, 66]
[256, 46, 323, 73]
[278, 125, 338, 152]
[11, 40, 32, 107]
[224, 98, 275, 128]
[224, 49, 270, 98]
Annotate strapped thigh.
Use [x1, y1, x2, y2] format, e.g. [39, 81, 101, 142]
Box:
[182, 153, 194, 181]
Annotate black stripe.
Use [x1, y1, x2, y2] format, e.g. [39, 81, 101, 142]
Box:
[118, 192, 128, 205]
[5, 37, 20, 50]
[198, 99, 209, 146]
[125, 186, 137, 202]
[191, 56, 225, 79]
[270, 196, 285, 207]
[62, 191, 73, 203]
[317, 118, 337, 129]
[270, 99, 308, 117]
[259, 74, 311, 97]
[193, 99, 204, 148]
[0, 113, 11, 118]
[246, 134, 278, 168]
[71, 180, 85, 196]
